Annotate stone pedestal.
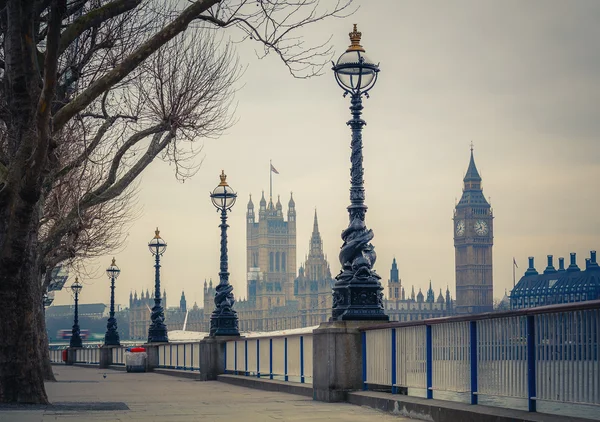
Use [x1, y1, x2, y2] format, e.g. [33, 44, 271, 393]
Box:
[312, 320, 387, 402]
[99, 346, 114, 369]
[199, 335, 241, 381]
[144, 343, 160, 372]
[66, 347, 79, 365]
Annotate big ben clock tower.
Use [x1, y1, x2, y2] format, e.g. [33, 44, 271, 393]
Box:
[453, 146, 493, 314]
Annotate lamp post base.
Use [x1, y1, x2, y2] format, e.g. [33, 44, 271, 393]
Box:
[104, 330, 121, 346]
[147, 323, 168, 343]
[69, 335, 83, 348]
[209, 313, 240, 337]
[331, 283, 389, 321]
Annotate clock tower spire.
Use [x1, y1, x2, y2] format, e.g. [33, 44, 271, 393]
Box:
[453, 146, 493, 314]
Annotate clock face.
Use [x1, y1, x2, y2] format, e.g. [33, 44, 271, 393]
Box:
[474, 220, 489, 236]
[455, 220, 465, 236]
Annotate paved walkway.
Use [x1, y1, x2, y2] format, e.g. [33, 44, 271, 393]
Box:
[0, 366, 410, 421]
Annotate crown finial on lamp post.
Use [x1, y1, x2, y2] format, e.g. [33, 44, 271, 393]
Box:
[219, 170, 228, 186]
[347, 24, 365, 52]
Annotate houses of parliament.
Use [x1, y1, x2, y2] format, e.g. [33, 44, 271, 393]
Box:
[128, 150, 493, 338]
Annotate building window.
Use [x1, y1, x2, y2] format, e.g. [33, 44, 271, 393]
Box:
[276, 252, 280, 271]
[269, 252, 274, 271]
[282, 253, 286, 272]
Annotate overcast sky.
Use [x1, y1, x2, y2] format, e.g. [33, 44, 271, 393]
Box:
[53, 0, 600, 318]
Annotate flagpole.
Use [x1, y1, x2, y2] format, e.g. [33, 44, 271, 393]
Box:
[513, 259, 516, 288]
[270, 159, 272, 200]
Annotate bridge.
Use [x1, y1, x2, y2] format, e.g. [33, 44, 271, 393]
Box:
[37, 301, 599, 422]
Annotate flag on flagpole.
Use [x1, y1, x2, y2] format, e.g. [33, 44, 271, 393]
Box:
[513, 258, 518, 268]
[270, 163, 279, 174]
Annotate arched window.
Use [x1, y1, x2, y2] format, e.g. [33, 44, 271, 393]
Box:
[276, 252, 280, 271]
[269, 252, 274, 271]
[281, 253, 286, 272]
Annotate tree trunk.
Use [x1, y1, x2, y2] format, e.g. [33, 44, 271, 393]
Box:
[0, 230, 49, 403]
[40, 304, 56, 382]
[0, 146, 49, 403]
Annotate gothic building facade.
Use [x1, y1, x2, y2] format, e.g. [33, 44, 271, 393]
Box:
[385, 258, 454, 321]
[454, 148, 494, 314]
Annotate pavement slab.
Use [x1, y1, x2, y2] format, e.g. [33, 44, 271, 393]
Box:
[0, 366, 411, 422]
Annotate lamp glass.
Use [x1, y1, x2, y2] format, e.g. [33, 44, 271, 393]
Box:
[71, 279, 82, 294]
[106, 265, 120, 279]
[211, 185, 237, 210]
[148, 237, 167, 255]
[335, 50, 376, 91]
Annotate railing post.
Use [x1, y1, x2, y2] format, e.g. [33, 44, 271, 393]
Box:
[256, 339, 260, 378]
[224, 342, 227, 373]
[183, 344, 187, 370]
[269, 338, 273, 380]
[426, 324, 433, 399]
[391, 328, 397, 394]
[170, 344, 173, 369]
[300, 336, 305, 384]
[245, 340, 249, 376]
[527, 315, 537, 412]
[234, 340, 238, 375]
[362, 331, 367, 391]
[284, 337, 289, 381]
[470, 320, 478, 405]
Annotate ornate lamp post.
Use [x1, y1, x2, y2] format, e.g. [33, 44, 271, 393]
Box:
[104, 257, 121, 346]
[209, 170, 240, 336]
[69, 278, 83, 348]
[147, 228, 168, 343]
[330, 25, 388, 321]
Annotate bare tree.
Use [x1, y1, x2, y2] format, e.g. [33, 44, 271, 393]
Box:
[0, 0, 353, 404]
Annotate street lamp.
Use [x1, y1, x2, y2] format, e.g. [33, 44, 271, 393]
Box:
[330, 25, 388, 321]
[104, 257, 121, 346]
[209, 170, 240, 336]
[147, 228, 169, 343]
[69, 278, 83, 348]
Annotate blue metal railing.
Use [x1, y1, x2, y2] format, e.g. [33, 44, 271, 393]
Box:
[156, 342, 201, 371]
[224, 334, 312, 384]
[361, 300, 600, 420]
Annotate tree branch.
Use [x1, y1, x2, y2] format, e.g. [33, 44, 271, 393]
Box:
[52, 0, 220, 132]
[52, 115, 117, 181]
[58, 0, 141, 55]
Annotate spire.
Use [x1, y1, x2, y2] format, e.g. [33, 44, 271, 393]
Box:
[417, 288, 424, 302]
[457, 146, 489, 208]
[259, 191, 266, 207]
[426, 280, 435, 303]
[437, 289, 445, 303]
[276, 194, 282, 210]
[464, 144, 482, 183]
[390, 258, 399, 283]
[309, 209, 324, 257]
[247, 194, 254, 209]
[288, 192, 295, 208]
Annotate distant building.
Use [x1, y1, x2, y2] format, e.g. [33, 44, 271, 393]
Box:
[453, 147, 494, 314]
[46, 303, 107, 319]
[385, 258, 454, 321]
[511, 251, 600, 309]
